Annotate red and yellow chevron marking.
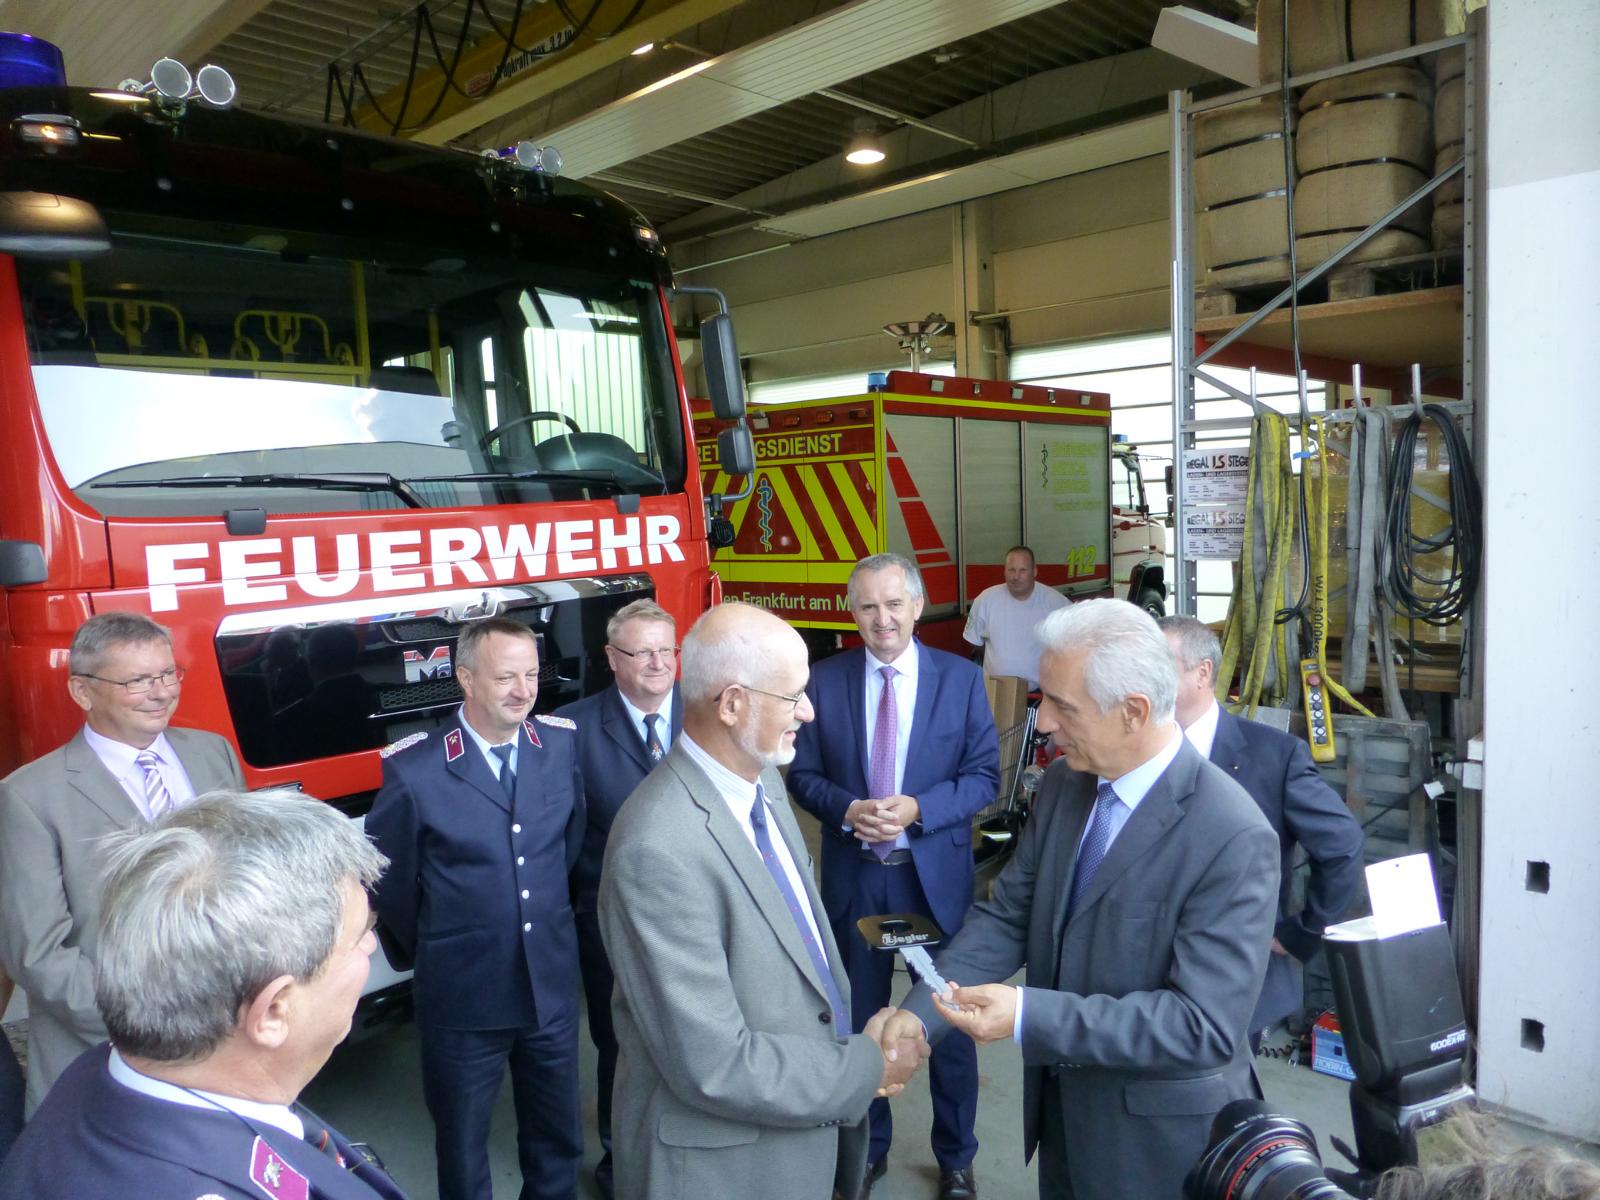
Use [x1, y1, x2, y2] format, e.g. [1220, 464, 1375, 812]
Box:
[703, 458, 879, 563]
[882, 431, 958, 606]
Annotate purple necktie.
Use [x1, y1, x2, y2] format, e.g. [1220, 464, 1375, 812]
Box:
[868, 665, 898, 861]
[135, 750, 174, 821]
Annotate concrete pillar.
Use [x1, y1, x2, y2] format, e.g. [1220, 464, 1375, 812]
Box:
[952, 199, 1004, 379]
[1477, 0, 1600, 1138]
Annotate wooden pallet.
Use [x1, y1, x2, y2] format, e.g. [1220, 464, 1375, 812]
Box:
[1196, 248, 1463, 321]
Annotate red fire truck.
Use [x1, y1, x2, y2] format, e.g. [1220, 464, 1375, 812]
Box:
[0, 39, 745, 888]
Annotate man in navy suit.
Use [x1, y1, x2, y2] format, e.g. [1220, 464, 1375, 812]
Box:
[555, 599, 683, 1200]
[1159, 615, 1364, 1041]
[368, 617, 585, 1200]
[0, 788, 406, 1200]
[790, 553, 1000, 1200]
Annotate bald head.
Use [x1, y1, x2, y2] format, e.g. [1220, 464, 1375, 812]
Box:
[679, 602, 813, 780]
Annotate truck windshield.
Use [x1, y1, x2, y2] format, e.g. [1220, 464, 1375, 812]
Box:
[18, 225, 685, 517]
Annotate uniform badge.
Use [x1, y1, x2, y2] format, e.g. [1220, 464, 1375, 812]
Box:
[249, 1137, 309, 1200]
[535, 713, 576, 730]
[522, 719, 542, 749]
[444, 728, 465, 762]
[379, 731, 428, 760]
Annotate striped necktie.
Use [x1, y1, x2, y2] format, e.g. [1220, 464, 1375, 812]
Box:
[134, 750, 174, 821]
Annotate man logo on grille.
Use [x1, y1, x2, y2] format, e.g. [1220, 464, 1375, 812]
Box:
[404, 646, 453, 684]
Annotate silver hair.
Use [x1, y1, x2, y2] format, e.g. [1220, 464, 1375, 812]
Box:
[846, 553, 925, 606]
[69, 612, 172, 676]
[95, 788, 386, 1063]
[1157, 614, 1223, 673]
[607, 599, 676, 646]
[678, 602, 784, 704]
[455, 616, 537, 672]
[1037, 599, 1177, 724]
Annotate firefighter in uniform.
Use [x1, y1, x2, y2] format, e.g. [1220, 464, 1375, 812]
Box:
[0, 788, 405, 1200]
[367, 617, 586, 1200]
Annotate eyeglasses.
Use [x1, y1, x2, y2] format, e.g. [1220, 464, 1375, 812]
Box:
[72, 666, 187, 695]
[727, 682, 805, 712]
[611, 645, 679, 662]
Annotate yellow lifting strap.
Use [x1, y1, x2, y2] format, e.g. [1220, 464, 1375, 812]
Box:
[1217, 410, 1295, 718]
[1305, 415, 1374, 720]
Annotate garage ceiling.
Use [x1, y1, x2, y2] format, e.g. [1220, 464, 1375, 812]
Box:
[23, 0, 1251, 253]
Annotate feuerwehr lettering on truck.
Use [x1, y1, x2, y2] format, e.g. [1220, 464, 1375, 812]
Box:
[144, 515, 685, 611]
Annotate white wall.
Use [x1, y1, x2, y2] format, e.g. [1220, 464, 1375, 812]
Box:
[1477, 0, 1600, 1137]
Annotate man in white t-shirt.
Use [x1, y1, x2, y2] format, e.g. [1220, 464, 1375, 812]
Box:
[962, 546, 1070, 688]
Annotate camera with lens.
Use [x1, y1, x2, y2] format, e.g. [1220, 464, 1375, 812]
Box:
[1185, 922, 1475, 1199]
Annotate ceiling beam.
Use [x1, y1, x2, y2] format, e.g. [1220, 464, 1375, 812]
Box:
[2, 0, 275, 86]
[522, 0, 1072, 179]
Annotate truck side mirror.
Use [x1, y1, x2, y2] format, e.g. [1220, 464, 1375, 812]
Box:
[0, 540, 47, 586]
[0, 192, 111, 258]
[717, 424, 755, 478]
[1164, 465, 1176, 522]
[702, 313, 746, 421]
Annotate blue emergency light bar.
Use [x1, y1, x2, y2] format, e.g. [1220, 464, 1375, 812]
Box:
[0, 32, 67, 89]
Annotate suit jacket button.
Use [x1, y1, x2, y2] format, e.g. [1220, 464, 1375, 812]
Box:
[517, 856, 525, 866]
[523, 922, 532, 932]
[818, 1011, 831, 1024]
[512, 823, 522, 834]
[521, 889, 530, 900]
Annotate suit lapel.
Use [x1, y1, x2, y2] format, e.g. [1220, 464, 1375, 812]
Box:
[600, 687, 652, 775]
[62, 731, 143, 827]
[903, 642, 938, 779]
[1065, 743, 1197, 924]
[668, 752, 834, 1004]
[1049, 770, 1098, 954]
[166, 728, 231, 793]
[844, 651, 869, 785]
[446, 720, 511, 812]
[1209, 708, 1247, 779]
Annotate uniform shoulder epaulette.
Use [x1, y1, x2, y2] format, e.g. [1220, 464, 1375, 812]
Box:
[379, 731, 429, 759]
[534, 714, 576, 730]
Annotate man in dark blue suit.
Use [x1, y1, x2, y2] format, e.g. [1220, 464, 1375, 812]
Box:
[554, 599, 683, 1200]
[0, 788, 406, 1200]
[1159, 616, 1364, 1041]
[368, 617, 585, 1200]
[790, 553, 1000, 1200]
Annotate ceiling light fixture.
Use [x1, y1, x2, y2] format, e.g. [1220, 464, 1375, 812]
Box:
[844, 117, 885, 166]
[631, 42, 655, 56]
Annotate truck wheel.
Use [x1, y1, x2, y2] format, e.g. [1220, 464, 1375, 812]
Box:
[1137, 588, 1166, 618]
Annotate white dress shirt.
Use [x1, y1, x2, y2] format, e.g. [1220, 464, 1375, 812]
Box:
[1015, 726, 1186, 1041]
[679, 734, 826, 949]
[457, 705, 518, 782]
[82, 727, 197, 821]
[619, 692, 672, 756]
[1181, 698, 1222, 759]
[107, 1047, 304, 1138]
[861, 642, 919, 850]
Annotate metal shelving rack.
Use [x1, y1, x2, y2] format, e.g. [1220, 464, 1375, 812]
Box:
[1168, 28, 1479, 616]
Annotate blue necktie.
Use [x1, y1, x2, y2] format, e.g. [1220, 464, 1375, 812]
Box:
[644, 713, 665, 763]
[749, 784, 849, 1034]
[492, 743, 516, 802]
[1067, 782, 1121, 916]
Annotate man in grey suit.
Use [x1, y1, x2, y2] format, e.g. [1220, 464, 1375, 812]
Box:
[0, 612, 244, 1110]
[599, 602, 928, 1200]
[879, 600, 1280, 1200]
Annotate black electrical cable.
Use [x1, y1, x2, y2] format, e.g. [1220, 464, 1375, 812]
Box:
[1274, 0, 1314, 632]
[1379, 404, 1482, 626]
